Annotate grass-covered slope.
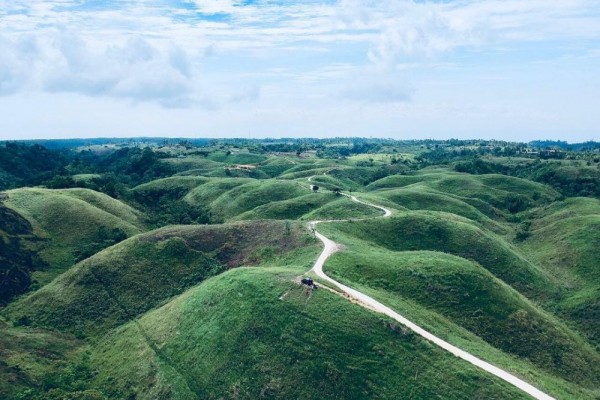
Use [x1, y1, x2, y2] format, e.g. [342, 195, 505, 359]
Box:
[519, 198, 600, 346]
[183, 178, 254, 206]
[322, 246, 600, 389]
[0, 202, 47, 304]
[0, 319, 90, 400]
[368, 171, 560, 215]
[133, 176, 380, 223]
[2, 146, 598, 399]
[208, 180, 307, 221]
[132, 176, 208, 197]
[321, 213, 552, 299]
[235, 192, 382, 221]
[7, 221, 317, 337]
[4, 188, 143, 284]
[89, 268, 530, 400]
[367, 173, 451, 190]
[375, 188, 496, 225]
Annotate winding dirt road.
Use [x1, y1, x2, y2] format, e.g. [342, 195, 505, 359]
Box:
[307, 185, 555, 400]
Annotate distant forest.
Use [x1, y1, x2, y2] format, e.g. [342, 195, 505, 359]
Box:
[1, 138, 599, 199]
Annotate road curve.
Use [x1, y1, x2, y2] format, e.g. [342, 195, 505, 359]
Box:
[307, 191, 555, 400]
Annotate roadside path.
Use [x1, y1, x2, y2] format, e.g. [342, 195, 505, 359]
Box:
[306, 178, 555, 400]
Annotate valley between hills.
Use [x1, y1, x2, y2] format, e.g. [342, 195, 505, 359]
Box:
[1, 138, 599, 399]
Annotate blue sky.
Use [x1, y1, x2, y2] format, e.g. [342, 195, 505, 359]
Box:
[1, 0, 599, 141]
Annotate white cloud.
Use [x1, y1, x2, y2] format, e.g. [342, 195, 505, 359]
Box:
[0, 34, 39, 95]
[1, 1, 600, 140]
[228, 85, 261, 103]
[188, 0, 242, 15]
[338, 0, 600, 67]
[0, 30, 196, 106]
[340, 80, 413, 103]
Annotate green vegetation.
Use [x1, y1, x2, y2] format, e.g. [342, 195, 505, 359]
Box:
[518, 198, 600, 346]
[321, 244, 600, 390]
[0, 320, 92, 400]
[4, 188, 142, 285]
[1, 138, 599, 399]
[0, 203, 46, 304]
[320, 214, 552, 299]
[89, 268, 530, 400]
[6, 221, 315, 337]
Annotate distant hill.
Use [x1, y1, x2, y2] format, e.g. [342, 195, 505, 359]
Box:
[529, 140, 600, 151]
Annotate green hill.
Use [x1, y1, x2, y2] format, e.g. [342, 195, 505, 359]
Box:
[367, 173, 453, 190]
[183, 178, 254, 206]
[132, 176, 208, 196]
[161, 156, 224, 174]
[426, 174, 559, 213]
[0, 320, 88, 400]
[3, 188, 143, 284]
[207, 180, 307, 222]
[6, 221, 317, 337]
[368, 172, 560, 215]
[0, 203, 46, 304]
[88, 268, 531, 400]
[235, 193, 381, 221]
[374, 188, 496, 225]
[322, 245, 600, 389]
[518, 198, 600, 346]
[320, 213, 552, 300]
[1, 143, 599, 399]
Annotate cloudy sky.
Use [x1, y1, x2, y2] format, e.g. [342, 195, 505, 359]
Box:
[1, 0, 599, 141]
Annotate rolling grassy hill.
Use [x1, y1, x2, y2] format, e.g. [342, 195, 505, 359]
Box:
[88, 267, 532, 400]
[0, 318, 90, 400]
[3, 188, 144, 285]
[320, 213, 552, 300]
[1, 147, 599, 399]
[129, 174, 382, 225]
[369, 170, 558, 201]
[518, 198, 600, 346]
[319, 241, 600, 392]
[6, 221, 317, 337]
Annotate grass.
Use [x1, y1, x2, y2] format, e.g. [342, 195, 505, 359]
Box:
[4, 188, 143, 285]
[320, 213, 553, 300]
[183, 178, 254, 206]
[376, 188, 491, 223]
[303, 195, 383, 220]
[207, 151, 267, 164]
[426, 174, 560, 212]
[235, 192, 338, 221]
[366, 172, 453, 190]
[132, 176, 208, 195]
[348, 153, 414, 165]
[88, 267, 531, 400]
[277, 166, 338, 180]
[517, 200, 600, 346]
[207, 180, 308, 222]
[71, 173, 101, 183]
[6, 220, 317, 338]
[2, 150, 599, 399]
[307, 173, 364, 192]
[0, 318, 88, 400]
[160, 156, 224, 174]
[368, 171, 560, 215]
[321, 244, 600, 391]
[235, 192, 382, 221]
[319, 276, 598, 400]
